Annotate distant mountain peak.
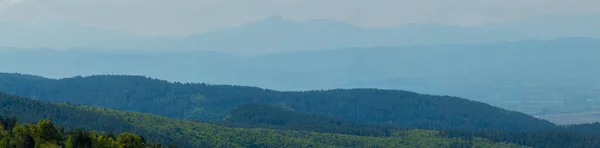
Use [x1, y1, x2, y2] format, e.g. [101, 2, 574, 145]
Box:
[249, 15, 295, 25]
[244, 16, 356, 28]
[263, 15, 286, 21]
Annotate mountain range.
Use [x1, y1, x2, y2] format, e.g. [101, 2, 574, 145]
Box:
[1, 14, 600, 55]
[2, 7, 599, 148]
[1, 37, 599, 124]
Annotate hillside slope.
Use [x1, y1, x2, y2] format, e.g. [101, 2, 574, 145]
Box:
[0, 73, 556, 132]
[0, 91, 522, 148]
[0, 117, 167, 148]
[217, 103, 395, 137]
[217, 103, 600, 148]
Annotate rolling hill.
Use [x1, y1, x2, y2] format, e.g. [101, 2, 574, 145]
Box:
[218, 102, 600, 148]
[0, 91, 524, 148]
[4, 85, 600, 147]
[0, 73, 556, 132]
[217, 103, 395, 137]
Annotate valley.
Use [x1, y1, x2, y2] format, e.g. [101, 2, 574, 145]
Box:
[0, 4, 598, 146]
[2, 38, 598, 124]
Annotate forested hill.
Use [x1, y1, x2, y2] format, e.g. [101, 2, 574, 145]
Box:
[0, 91, 525, 148]
[0, 73, 556, 132]
[0, 90, 183, 146]
[218, 103, 600, 148]
[0, 117, 169, 148]
[4, 90, 600, 148]
[217, 103, 395, 136]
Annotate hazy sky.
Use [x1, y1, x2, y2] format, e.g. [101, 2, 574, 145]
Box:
[1, 0, 599, 36]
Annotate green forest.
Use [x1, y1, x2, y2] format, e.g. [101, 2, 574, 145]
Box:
[0, 117, 171, 148]
[0, 73, 555, 131]
[216, 103, 396, 137]
[1, 73, 600, 147]
[1, 91, 523, 148]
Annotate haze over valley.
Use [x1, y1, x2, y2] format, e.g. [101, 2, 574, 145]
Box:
[1, 16, 599, 124]
[1, 0, 599, 147]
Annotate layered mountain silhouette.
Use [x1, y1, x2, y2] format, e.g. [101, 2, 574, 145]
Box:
[1, 37, 599, 124]
[1, 14, 600, 55]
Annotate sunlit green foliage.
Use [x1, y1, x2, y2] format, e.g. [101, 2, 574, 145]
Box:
[0, 118, 166, 148]
[117, 132, 146, 148]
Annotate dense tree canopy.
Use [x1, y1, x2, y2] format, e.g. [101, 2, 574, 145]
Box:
[0, 91, 524, 148]
[217, 103, 395, 137]
[4, 87, 600, 147]
[0, 117, 167, 148]
[218, 103, 600, 148]
[441, 129, 600, 148]
[4, 73, 600, 147]
[563, 122, 600, 135]
[0, 73, 556, 132]
[0, 91, 183, 146]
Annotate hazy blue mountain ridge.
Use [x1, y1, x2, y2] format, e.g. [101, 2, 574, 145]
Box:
[1, 38, 598, 124]
[2, 14, 600, 55]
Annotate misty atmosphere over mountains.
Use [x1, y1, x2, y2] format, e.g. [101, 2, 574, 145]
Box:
[2, 15, 600, 124]
[1, 0, 600, 147]
[2, 14, 600, 55]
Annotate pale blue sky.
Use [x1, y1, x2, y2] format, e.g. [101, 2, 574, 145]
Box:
[1, 0, 599, 36]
